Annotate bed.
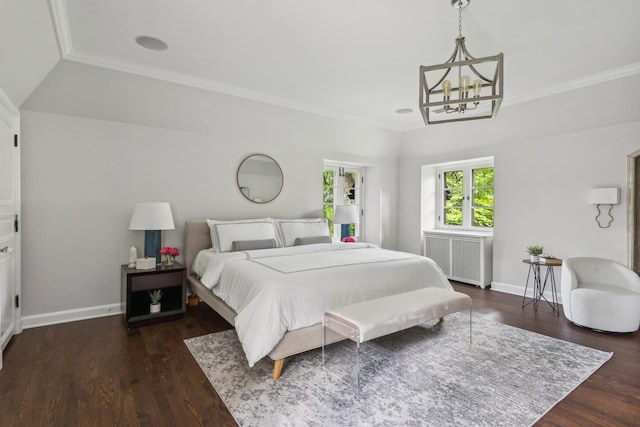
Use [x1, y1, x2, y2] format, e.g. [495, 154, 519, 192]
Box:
[184, 218, 452, 379]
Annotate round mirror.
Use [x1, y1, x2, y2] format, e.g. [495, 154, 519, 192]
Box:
[237, 154, 283, 203]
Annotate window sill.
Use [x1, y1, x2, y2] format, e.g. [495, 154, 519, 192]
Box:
[425, 229, 493, 237]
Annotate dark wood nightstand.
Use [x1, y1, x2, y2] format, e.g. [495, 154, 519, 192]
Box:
[121, 262, 186, 328]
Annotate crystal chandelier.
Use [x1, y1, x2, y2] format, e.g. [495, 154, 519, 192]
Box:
[419, 0, 503, 125]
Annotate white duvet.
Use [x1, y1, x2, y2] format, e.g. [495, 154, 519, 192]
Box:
[196, 243, 452, 366]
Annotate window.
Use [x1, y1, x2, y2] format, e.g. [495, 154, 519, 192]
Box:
[438, 160, 494, 230]
[323, 163, 364, 239]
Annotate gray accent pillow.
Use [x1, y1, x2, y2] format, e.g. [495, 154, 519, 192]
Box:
[231, 238, 277, 252]
[294, 235, 332, 246]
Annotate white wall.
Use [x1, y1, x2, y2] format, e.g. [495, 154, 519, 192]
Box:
[15, 46, 640, 324]
[20, 102, 400, 323]
[399, 118, 639, 295]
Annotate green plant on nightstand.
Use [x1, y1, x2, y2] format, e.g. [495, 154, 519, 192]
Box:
[149, 289, 163, 314]
[526, 245, 543, 262]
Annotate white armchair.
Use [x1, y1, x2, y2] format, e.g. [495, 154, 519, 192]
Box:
[561, 257, 640, 333]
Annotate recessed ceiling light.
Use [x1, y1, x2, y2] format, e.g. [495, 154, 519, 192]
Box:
[395, 108, 413, 114]
[135, 36, 168, 51]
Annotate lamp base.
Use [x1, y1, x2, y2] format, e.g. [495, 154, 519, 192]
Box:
[340, 224, 351, 241]
[144, 230, 161, 264]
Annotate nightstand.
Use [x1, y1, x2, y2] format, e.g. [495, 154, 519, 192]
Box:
[121, 262, 186, 328]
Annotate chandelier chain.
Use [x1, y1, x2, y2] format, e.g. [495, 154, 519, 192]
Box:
[458, 0, 463, 38]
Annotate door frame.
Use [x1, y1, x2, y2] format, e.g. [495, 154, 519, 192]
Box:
[0, 97, 21, 359]
[627, 149, 640, 273]
[323, 162, 365, 241]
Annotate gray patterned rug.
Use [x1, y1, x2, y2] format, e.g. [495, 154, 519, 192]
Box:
[184, 313, 612, 427]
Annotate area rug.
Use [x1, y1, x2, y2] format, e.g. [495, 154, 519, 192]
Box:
[184, 313, 612, 427]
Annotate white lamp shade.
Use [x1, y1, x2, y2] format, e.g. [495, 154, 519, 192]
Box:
[334, 205, 359, 224]
[588, 188, 620, 205]
[129, 202, 175, 230]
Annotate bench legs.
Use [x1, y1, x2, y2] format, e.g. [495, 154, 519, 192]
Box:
[322, 316, 364, 390]
[273, 358, 284, 380]
[468, 306, 472, 345]
[322, 305, 472, 389]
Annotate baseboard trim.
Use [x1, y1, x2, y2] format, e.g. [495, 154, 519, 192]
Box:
[491, 281, 563, 304]
[21, 303, 123, 330]
[19, 283, 560, 330]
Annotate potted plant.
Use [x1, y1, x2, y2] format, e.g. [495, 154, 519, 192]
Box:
[526, 245, 543, 262]
[149, 289, 163, 313]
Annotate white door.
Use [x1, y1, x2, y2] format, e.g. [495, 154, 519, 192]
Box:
[0, 116, 19, 370]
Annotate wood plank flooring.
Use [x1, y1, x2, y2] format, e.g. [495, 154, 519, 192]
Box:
[0, 282, 638, 426]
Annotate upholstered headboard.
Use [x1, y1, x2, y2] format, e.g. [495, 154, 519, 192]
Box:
[184, 220, 212, 276]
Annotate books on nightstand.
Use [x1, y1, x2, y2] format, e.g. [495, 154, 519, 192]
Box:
[539, 253, 553, 263]
[539, 255, 561, 265]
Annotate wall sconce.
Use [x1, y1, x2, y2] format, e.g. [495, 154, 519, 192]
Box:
[588, 188, 620, 228]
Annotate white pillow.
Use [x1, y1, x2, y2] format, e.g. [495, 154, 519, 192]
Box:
[275, 218, 330, 247]
[206, 218, 280, 252]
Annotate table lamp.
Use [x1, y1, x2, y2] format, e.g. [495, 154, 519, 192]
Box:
[129, 202, 175, 264]
[333, 204, 359, 241]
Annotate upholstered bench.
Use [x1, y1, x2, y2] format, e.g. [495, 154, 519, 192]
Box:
[322, 287, 472, 389]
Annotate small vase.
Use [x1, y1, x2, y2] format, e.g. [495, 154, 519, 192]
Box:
[530, 255, 540, 262]
[163, 256, 174, 266]
[150, 303, 161, 313]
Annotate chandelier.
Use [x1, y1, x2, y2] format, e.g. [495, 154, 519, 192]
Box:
[419, 0, 503, 125]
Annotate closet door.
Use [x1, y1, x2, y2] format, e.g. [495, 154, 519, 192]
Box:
[0, 117, 18, 369]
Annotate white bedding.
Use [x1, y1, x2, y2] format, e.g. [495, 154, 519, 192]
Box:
[196, 243, 452, 366]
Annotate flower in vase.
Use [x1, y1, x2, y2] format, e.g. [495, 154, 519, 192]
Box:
[159, 246, 180, 265]
[341, 236, 356, 243]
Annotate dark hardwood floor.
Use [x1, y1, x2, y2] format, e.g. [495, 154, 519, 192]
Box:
[1, 282, 638, 426]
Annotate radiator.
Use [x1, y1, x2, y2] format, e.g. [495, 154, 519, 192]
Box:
[423, 231, 493, 288]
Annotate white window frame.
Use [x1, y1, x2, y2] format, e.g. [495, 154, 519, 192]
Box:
[323, 162, 364, 240]
[436, 159, 494, 231]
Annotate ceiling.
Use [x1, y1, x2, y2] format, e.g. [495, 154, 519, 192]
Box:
[47, 0, 640, 131]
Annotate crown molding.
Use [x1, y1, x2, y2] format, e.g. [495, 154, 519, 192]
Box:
[64, 48, 403, 132]
[48, 0, 398, 130]
[68, 46, 640, 134]
[502, 62, 640, 109]
[46, 0, 639, 134]
[48, 0, 72, 57]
